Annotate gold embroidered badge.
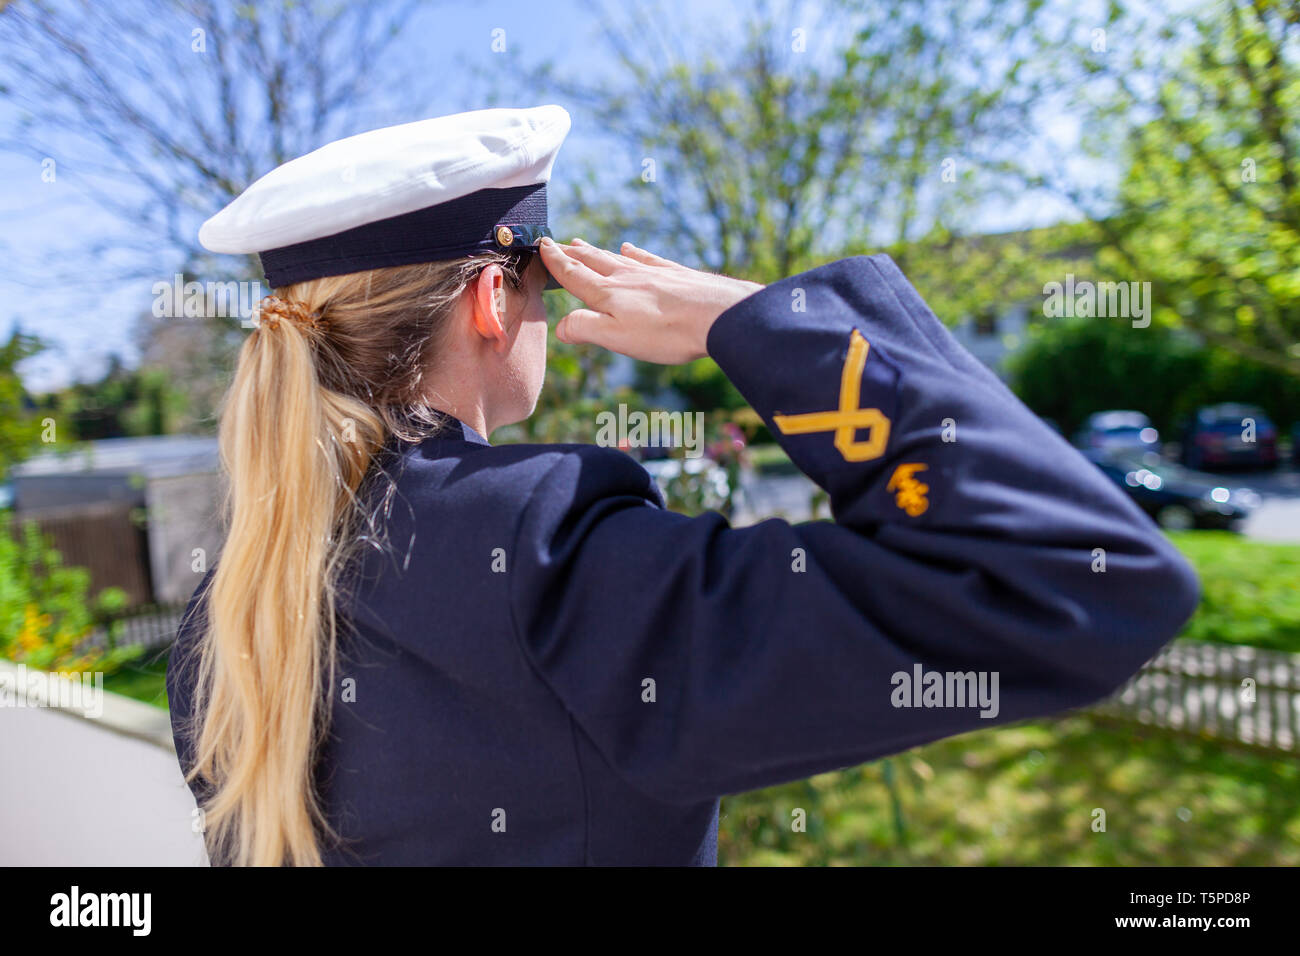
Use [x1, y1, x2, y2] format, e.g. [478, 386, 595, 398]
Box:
[772, 329, 892, 462]
[886, 462, 929, 516]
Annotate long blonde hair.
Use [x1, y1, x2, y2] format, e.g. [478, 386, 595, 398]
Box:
[184, 252, 531, 866]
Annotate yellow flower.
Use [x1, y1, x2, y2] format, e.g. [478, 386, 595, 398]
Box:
[18, 604, 46, 652]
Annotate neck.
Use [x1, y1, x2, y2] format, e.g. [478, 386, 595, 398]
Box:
[420, 315, 501, 440]
[430, 396, 490, 439]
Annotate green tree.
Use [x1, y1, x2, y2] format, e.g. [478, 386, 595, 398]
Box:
[1057, 0, 1300, 377]
[1008, 317, 1207, 436]
[1008, 314, 1300, 437]
[37, 357, 183, 441]
[877, 221, 1099, 330]
[537, 0, 1075, 418]
[0, 328, 44, 479]
[1, 0, 440, 436]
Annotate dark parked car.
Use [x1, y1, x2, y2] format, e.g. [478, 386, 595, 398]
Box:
[1087, 450, 1261, 530]
[1180, 403, 1279, 470]
[1073, 410, 1160, 456]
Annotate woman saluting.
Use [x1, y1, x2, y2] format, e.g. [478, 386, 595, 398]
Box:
[168, 105, 1199, 866]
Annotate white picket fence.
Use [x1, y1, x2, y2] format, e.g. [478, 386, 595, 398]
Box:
[1091, 639, 1300, 753]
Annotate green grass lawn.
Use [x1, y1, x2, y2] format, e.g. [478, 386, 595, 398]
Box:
[719, 713, 1300, 865]
[101, 646, 170, 709]
[1166, 531, 1300, 653]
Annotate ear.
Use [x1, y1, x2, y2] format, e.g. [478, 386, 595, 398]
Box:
[470, 264, 509, 350]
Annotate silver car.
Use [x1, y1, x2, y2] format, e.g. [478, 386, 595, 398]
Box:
[1073, 410, 1161, 455]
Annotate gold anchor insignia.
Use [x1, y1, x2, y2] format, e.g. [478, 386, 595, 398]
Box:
[887, 462, 930, 516]
[772, 328, 892, 462]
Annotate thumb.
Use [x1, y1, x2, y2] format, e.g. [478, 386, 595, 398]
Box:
[556, 308, 616, 346]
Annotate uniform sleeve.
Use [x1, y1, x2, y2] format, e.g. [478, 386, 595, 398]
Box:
[507, 254, 1200, 806]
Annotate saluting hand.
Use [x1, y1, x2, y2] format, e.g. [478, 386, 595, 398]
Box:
[538, 237, 764, 365]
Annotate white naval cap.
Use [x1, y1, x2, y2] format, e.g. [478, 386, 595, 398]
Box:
[198, 105, 572, 288]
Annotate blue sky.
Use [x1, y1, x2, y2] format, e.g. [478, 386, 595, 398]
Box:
[1, 0, 1093, 393]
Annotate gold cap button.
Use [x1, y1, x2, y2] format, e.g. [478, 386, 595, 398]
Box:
[495, 225, 515, 246]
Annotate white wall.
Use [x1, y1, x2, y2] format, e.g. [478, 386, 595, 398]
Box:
[146, 470, 225, 605]
[0, 662, 208, 866]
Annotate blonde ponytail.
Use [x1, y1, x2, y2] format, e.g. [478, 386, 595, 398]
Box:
[183, 253, 533, 865]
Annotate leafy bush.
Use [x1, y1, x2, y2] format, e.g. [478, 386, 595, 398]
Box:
[1168, 531, 1300, 653]
[0, 515, 138, 673]
[1007, 317, 1300, 438]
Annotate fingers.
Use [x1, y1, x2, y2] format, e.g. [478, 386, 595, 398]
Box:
[538, 238, 606, 300]
[562, 238, 630, 277]
[555, 307, 617, 347]
[619, 241, 681, 269]
[567, 236, 681, 273]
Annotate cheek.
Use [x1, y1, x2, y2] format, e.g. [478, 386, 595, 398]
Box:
[506, 301, 548, 400]
[527, 312, 549, 384]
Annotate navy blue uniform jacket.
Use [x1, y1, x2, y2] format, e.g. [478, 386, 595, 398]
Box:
[167, 255, 1200, 865]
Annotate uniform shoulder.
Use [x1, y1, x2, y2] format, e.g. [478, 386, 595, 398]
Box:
[478, 441, 665, 512]
[421, 442, 668, 546]
[365, 438, 664, 564]
[348, 439, 665, 641]
[391, 434, 658, 495]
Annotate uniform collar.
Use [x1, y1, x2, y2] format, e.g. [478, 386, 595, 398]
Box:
[382, 411, 491, 463]
[431, 411, 491, 446]
[451, 417, 491, 446]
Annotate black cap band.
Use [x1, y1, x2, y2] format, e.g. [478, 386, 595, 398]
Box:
[259, 183, 550, 288]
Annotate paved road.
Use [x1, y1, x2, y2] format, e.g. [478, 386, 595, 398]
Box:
[1205, 463, 1300, 541]
[1222, 464, 1300, 498]
[1240, 498, 1300, 541]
